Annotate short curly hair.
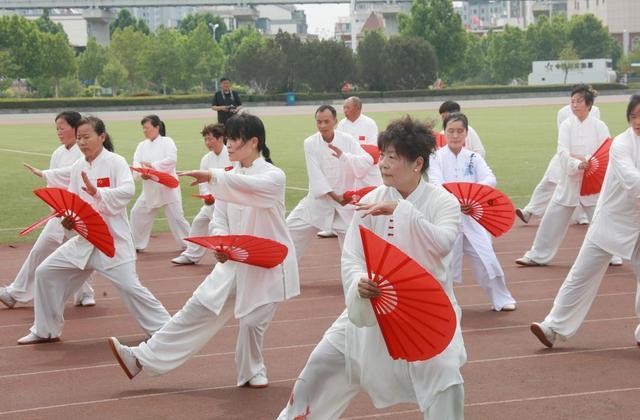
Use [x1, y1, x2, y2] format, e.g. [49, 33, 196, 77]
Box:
[378, 115, 436, 174]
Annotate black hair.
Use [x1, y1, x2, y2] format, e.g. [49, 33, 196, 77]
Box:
[626, 94, 640, 122]
[77, 116, 114, 152]
[378, 115, 435, 174]
[225, 113, 273, 164]
[571, 84, 597, 109]
[443, 112, 469, 130]
[141, 114, 166, 137]
[315, 104, 337, 119]
[201, 123, 225, 138]
[220, 77, 230, 83]
[439, 101, 461, 114]
[55, 111, 82, 132]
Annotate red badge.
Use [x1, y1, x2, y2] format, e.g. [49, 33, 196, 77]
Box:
[96, 177, 110, 188]
[224, 165, 233, 171]
[358, 135, 366, 142]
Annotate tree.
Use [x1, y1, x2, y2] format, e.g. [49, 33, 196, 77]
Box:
[177, 12, 227, 41]
[78, 37, 107, 87]
[486, 26, 530, 83]
[274, 30, 305, 91]
[100, 55, 128, 96]
[110, 9, 150, 36]
[447, 32, 487, 83]
[398, 0, 467, 80]
[143, 27, 186, 94]
[219, 26, 259, 56]
[39, 31, 77, 97]
[110, 27, 149, 92]
[383, 36, 438, 90]
[226, 32, 284, 93]
[0, 15, 45, 79]
[558, 43, 580, 84]
[35, 9, 65, 35]
[568, 14, 613, 59]
[300, 39, 356, 92]
[0, 50, 18, 92]
[183, 22, 224, 92]
[356, 30, 387, 90]
[526, 14, 569, 61]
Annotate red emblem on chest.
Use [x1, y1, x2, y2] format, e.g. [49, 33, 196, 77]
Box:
[224, 165, 233, 171]
[96, 177, 110, 188]
[358, 135, 366, 142]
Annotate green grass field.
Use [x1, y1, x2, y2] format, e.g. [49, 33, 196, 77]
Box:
[0, 101, 630, 244]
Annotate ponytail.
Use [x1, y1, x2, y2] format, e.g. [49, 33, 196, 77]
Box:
[225, 113, 274, 164]
[141, 114, 166, 137]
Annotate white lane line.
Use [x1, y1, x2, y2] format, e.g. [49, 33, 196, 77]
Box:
[0, 148, 50, 157]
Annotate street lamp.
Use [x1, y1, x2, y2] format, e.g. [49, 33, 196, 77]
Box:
[208, 23, 220, 42]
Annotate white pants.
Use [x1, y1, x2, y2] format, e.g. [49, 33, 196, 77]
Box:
[31, 251, 170, 338]
[524, 178, 590, 223]
[180, 206, 213, 262]
[7, 220, 94, 304]
[452, 235, 516, 310]
[132, 294, 277, 386]
[130, 199, 191, 250]
[286, 214, 345, 261]
[524, 202, 595, 264]
[276, 339, 464, 420]
[543, 239, 640, 341]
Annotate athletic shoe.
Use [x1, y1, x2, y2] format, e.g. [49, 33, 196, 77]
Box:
[75, 295, 96, 307]
[530, 322, 556, 348]
[515, 256, 543, 266]
[515, 208, 531, 224]
[17, 332, 60, 345]
[247, 373, 269, 388]
[492, 303, 517, 312]
[171, 255, 196, 265]
[108, 337, 141, 379]
[0, 287, 16, 309]
[317, 230, 337, 238]
[609, 256, 623, 266]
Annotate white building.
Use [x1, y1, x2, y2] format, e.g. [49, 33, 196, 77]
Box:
[567, 0, 640, 47]
[528, 58, 616, 85]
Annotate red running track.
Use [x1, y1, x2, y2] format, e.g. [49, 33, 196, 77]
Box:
[0, 221, 639, 419]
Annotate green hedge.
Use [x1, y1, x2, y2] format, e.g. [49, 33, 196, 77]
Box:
[0, 83, 626, 110]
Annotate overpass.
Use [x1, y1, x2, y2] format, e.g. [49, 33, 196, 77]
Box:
[0, 0, 410, 7]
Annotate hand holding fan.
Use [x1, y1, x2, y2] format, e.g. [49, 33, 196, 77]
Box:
[359, 226, 457, 362]
[130, 166, 179, 188]
[361, 145, 380, 164]
[192, 194, 214, 201]
[185, 235, 288, 268]
[20, 188, 115, 257]
[344, 186, 376, 204]
[580, 137, 612, 196]
[442, 182, 515, 237]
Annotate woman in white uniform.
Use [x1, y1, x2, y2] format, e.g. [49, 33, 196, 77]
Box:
[531, 95, 640, 348]
[17, 116, 171, 345]
[171, 123, 231, 265]
[429, 112, 516, 311]
[516, 85, 612, 267]
[0, 112, 95, 310]
[278, 116, 466, 420]
[130, 115, 190, 251]
[108, 114, 299, 389]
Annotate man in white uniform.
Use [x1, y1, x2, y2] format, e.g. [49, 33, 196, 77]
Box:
[286, 105, 376, 259]
[531, 95, 640, 348]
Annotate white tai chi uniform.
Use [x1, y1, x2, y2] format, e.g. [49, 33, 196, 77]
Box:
[5, 144, 94, 305]
[439, 125, 486, 158]
[130, 135, 190, 250]
[286, 130, 374, 259]
[131, 157, 300, 385]
[522, 105, 601, 217]
[429, 147, 516, 310]
[539, 128, 640, 341]
[30, 149, 171, 339]
[523, 114, 610, 264]
[178, 147, 231, 263]
[337, 114, 383, 188]
[278, 181, 466, 420]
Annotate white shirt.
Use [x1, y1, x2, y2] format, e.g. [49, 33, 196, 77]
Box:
[196, 146, 232, 219]
[587, 128, 640, 259]
[337, 115, 383, 188]
[557, 104, 601, 129]
[192, 157, 300, 318]
[58, 149, 137, 270]
[328, 181, 465, 411]
[553, 115, 610, 207]
[439, 125, 486, 158]
[132, 135, 181, 208]
[288, 130, 374, 231]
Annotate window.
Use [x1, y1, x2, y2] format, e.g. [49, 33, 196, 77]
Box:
[588, 62, 593, 68]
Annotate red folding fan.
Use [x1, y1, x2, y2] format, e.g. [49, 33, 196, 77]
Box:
[192, 194, 214, 201]
[130, 166, 179, 188]
[20, 188, 115, 257]
[344, 186, 376, 204]
[184, 235, 288, 268]
[443, 182, 515, 237]
[581, 137, 613, 196]
[436, 132, 447, 148]
[359, 226, 456, 362]
[361, 145, 380, 164]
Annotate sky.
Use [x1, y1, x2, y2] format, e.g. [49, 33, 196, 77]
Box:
[299, 4, 349, 38]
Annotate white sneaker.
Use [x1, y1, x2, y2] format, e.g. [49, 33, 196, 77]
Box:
[530, 322, 556, 348]
[609, 256, 623, 266]
[76, 295, 96, 307]
[492, 303, 517, 312]
[108, 337, 141, 379]
[247, 372, 269, 388]
[515, 208, 531, 224]
[171, 255, 195, 265]
[0, 287, 16, 309]
[317, 230, 337, 238]
[17, 332, 60, 345]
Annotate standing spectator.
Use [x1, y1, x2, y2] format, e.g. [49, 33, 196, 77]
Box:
[211, 78, 242, 124]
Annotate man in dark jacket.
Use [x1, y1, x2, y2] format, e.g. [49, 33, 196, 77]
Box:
[211, 78, 242, 124]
